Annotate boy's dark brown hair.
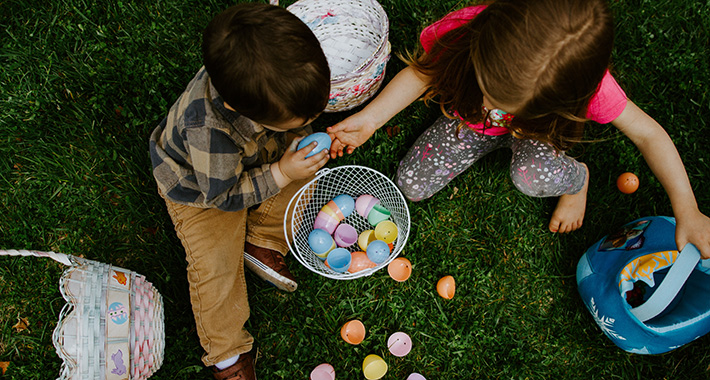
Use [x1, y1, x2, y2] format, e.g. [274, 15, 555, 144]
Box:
[409, 0, 614, 151]
[203, 3, 330, 125]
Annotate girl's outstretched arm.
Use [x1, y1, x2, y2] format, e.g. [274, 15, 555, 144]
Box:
[612, 100, 710, 258]
[327, 66, 430, 158]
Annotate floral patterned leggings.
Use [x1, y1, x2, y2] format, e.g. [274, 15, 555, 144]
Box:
[395, 115, 587, 201]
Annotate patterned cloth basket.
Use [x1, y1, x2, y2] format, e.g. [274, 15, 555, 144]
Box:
[272, 0, 391, 112]
[576, 217, 710, 354]
[0, 250, 165, 379]
[284, 166, 410, 279]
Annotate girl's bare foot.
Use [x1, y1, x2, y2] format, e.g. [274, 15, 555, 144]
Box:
[549, 163, 589, 233]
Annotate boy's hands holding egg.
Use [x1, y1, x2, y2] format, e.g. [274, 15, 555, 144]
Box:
[271, 134, 329, 188]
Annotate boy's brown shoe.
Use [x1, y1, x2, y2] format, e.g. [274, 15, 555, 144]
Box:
[244, 242, 298, 292]
[211, 349, 256, 380]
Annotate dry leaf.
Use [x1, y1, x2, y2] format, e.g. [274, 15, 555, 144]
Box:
[0, 361, 8, 375]
[12, 317, 29, 333]
[385, 125, 401, 138]
[449, 186, 459, 200]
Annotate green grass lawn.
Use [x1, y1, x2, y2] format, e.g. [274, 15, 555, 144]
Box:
[1, 0, 709, 378]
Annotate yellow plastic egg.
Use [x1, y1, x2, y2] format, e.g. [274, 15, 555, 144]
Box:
[358, 230, 376, 251]
[362, 354, 388, 380]
[374, 220, 398, 244]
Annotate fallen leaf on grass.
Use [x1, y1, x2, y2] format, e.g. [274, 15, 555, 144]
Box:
[385, 125, 401, 138]
[0, 361, 8, 375]
[13, 317, 29, 333]
[449, 186, 459, 200]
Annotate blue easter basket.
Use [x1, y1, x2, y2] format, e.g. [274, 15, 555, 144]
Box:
[577, 216, 710, 354]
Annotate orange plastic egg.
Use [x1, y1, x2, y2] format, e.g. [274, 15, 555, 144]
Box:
[349, 251, 377, 273]
[387, 257, 412, 282]
[617, 172, 639, 194]
[341, 319, 366, 345]
[436, 276, 455, 299]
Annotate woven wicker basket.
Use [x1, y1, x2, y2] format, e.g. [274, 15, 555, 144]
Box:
[0, 250, 165, 380]
[272, 0, 391, 112]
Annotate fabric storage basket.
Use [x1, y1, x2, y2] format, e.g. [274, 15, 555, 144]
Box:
[272, 0, 391, 112]
[0, 249, 165, 379]
[576, 217, 710, 354]
[284, 166, 410, 280]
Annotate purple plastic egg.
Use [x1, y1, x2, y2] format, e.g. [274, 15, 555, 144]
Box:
[313, 211, 340, 235]
[334, 223, 358, 248]
[355, 194, 380, 218]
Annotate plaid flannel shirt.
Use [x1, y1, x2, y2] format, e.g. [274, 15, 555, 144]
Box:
[149, 67, 310, 211]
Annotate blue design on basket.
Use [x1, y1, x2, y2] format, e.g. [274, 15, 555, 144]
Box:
[108, 302, 129, 325]
[306, 11, 339, 29]
[110, 349, 127, 375]
[577, 216, 710, 354]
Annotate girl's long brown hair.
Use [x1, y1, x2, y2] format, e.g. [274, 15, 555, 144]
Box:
[408, 0, 615, 151]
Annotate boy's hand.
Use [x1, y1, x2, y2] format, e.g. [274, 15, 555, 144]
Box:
[326, 113, 378, 158]
[271, 138, 328, 188]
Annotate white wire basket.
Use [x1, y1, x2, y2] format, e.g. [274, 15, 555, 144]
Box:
[272, 0, 391, 112]
[284, 166, 410, 279]
[0, 250, 164, 380]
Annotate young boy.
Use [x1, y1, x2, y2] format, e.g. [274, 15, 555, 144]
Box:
[149, 4, 330, 379]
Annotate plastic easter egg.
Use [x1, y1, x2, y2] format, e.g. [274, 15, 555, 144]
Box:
[407, 373, 427, 380]
[321, 203, 344, 221]
[355, 194, 380, 218]
[367, 204, 391, 226]
[358, 230, 376, 251]
[437, 276, 456, 299]
[362, 354, 388, 380]
[387, 332, 412, 357]
[366, 240, 390, 264]
[297, 132, 331, 158]
[374, 220, 398, 244]
[617, 172, 639, 194]
[313, 211, 340, 235]
[340, 319, 366, 345]
[308, 229, 336, 259]
[326, 248, 351, 273]
[332, 194, 355, 218]
[333, 223, 358, 248]
[387, 257, 412, 282]
[310, 363, 336, 380]
[349, 251, 377, 273]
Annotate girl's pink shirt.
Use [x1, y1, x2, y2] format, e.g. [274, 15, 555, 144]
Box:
[420, 5, 628, 135]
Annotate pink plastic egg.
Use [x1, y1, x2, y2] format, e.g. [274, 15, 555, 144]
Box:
[355, 194, 380, 218]
[313, 211, 340, 235]
[333, 223, 358, 248]
[348, 251, 377, 273]
[310, 363, 335, 380]
[407, 373, 427, 380]
[387, 332, 412, 357]
[321, 203, 344, 221]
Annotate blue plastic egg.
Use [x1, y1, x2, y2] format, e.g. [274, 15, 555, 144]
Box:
[366, 239, 390, 264]
[332, 194, 355, 218]
[326, 248, 352, 273]
[297, 132, 332, 158]
[308, 228, 336, 259]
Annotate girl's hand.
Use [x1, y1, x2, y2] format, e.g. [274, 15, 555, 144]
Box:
[271, 138, 329, 188]
[326, 113, 378, 158]
[674, 209, 710, 259]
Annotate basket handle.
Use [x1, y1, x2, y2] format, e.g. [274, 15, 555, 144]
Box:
[630, 243, 701, 322]
[283, 168, 332, 254]
[0, 249, 73, 266]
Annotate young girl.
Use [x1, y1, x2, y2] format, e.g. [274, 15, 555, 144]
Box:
[327, 0, 710, 258]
